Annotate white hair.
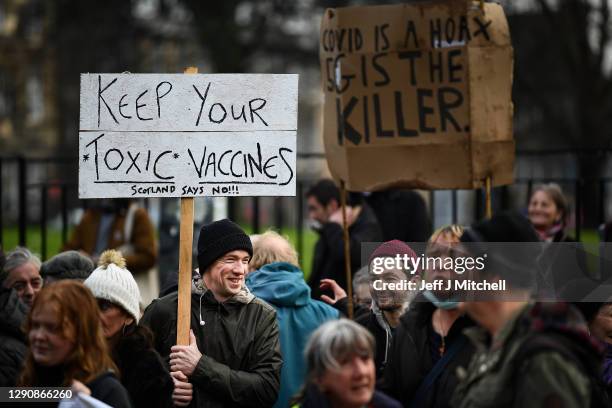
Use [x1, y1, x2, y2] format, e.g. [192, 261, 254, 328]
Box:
[304, 319, 374, 379]
[1, 247, 41, 282]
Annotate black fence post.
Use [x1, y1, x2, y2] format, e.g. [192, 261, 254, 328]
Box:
[297, 182, 304, 266]
[526, 179, 534, 206]
[429, 191, 436, 228]
[575, 179, 582, 241]
[274, 197, 283, 233]
[599, 180, 606, 226]
[40, 185, 48, 260]
[0, 157, 3, 248]
[61, 184, 68, 244]
[500, 185, 510, 211]
[451, 190, 458, 224]
[475, 188, 483, 222]
[18, 156, 27, 246]
[252, 197, 260, 234]
[227, 197, 236, 222]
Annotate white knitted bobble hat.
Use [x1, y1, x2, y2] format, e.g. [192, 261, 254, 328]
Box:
[84, 249, 141, 323]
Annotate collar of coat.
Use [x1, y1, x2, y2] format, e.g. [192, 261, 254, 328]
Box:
[192, 276, 255, 305]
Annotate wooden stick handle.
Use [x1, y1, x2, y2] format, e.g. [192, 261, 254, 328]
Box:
[176, 66, 198, 346]
[177, 197, 194, 345]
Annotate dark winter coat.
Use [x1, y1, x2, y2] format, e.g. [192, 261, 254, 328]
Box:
[381, 297, 476, 408]
[87, 371, 133, 408]
[452, 302, 608, 408]
[365, 190, 431, 243]
[538, 232, 589, 297]
[0, 287, 28, 387]
[113, 325, 173, 408]
[308, 204, 382, 298]
[293, 383, 402, 408]
[20, 365, 132, 408]
[331, 297, 401, 380]
[141, 283, 282, 408]
[354, 304, 398, 380]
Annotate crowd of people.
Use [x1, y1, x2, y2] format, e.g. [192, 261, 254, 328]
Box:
[1, 179, 612, 407]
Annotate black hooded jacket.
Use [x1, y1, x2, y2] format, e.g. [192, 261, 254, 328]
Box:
[0, 287, 28, 387]
[113, 325, 173, 408]
[380, 297, 476, 408]
[308, 204, 382, 298]
[141, 284, 282, 408]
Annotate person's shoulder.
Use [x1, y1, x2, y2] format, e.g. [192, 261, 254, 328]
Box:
[371, 390, 403, 408]
[355, 309, 374, 326]
[88, 371, 125, 394]
[121, 343, 168, 380]
[250, 296, 278, 316]
[142, 292, 178, 320]
[309, 298, 340, 318]
[88, 371, 132, 408]
[400, 298, 434, 328]
[513, 351, 592, 402]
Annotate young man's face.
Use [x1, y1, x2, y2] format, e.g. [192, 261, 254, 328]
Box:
[3, 261, 42, 308]
[306, 196, 337, 225]
[203, 250, 250, 302]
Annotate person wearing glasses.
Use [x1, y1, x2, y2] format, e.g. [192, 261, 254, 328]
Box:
[85, 249, 173, 408]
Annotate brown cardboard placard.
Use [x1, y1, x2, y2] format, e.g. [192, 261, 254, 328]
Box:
[319, 1, 514, 190]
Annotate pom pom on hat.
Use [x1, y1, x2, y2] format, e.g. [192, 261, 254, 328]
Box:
[98, 250, 126, 269]
[85, 249, 141, 323]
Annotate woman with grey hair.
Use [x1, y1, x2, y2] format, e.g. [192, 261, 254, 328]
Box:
[1, 247, 42, 308]
[292, 319, 401, 408]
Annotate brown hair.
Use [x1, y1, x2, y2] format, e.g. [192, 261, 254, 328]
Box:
[19, 280, 117, 386]
[530, 183, 568, 226]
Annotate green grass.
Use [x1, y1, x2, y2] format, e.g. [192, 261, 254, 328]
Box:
[1, 227, 68, 260]
[1, 225, 319, 280]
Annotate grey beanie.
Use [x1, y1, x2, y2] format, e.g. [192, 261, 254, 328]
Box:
[40, 250, 95, 282]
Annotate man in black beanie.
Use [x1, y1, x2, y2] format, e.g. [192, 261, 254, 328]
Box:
[452, 212, 608, 407]
[142, 219, 282, 408]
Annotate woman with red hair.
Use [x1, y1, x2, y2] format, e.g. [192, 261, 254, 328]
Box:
[19, 279, 132, 407]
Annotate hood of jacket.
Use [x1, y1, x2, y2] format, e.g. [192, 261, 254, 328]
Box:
[0, 287, 27, 341]
[246, 262, 310, 307]
[192, 273, 254, 305]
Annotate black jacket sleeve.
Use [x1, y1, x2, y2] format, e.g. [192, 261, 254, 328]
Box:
[189, 307, 282, 407]
[333, 297, 370, 321]
[89, 373, 133, 408]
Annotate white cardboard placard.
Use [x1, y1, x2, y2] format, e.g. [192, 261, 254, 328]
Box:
[79, 73, 298, 198]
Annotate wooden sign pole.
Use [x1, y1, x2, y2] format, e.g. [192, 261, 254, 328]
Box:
[485, 176, 492, 219]
[176, 66, 198, 346]
[340, 180, 354, 319]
